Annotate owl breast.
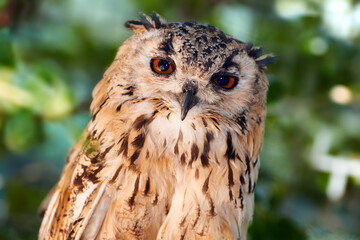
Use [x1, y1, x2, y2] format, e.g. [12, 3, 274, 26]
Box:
[86, 88, 257, 238]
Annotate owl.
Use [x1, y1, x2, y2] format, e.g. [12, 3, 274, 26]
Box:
[39, 13, 275, 240]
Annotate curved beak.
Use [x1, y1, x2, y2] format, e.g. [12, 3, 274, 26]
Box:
[181, 79, 199, 121]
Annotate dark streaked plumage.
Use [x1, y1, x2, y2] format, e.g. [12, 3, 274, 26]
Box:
[39, 13, 274, 240]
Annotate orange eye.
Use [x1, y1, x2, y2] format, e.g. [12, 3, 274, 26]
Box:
[212, 75, 237, 89]
[151, 58, 175, 74]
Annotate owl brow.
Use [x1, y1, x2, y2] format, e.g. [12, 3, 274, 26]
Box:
[158, 33, 175, 55]
[222, 49, 240, 70]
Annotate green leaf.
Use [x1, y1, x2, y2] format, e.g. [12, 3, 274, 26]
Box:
[0, 28, 13, 66]
[249, 205, 307, 240]
[3, 109, 41, 152]
[21, 65, 75, 120]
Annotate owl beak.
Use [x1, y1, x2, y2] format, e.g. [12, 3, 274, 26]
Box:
[181, 79, 199, 121]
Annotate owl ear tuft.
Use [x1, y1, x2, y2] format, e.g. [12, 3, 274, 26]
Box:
[151, 12, 165, 29]
[255, 54, 277, 70]
[246, 45, 276, 69]
[248, 47, 263, 59]
[245, 43, 253, 52]
[125, 12, 166, 33]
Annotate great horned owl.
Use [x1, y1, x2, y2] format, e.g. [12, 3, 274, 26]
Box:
[39, 13, 275, 240]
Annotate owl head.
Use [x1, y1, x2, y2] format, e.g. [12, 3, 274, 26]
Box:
[97, 13, 275, 124]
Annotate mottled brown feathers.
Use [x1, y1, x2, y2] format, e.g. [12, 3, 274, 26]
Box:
[39, 13, 273, 240]
[126, 13, 276, 69]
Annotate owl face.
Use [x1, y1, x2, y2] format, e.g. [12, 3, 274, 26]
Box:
[110, 15, 274, 122]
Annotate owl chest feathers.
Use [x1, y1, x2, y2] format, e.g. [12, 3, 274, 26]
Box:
[82, 89, 261, 239]
[89, 88, 257, 179]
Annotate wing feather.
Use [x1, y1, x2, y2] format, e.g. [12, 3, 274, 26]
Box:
[39, 131, 114, 240]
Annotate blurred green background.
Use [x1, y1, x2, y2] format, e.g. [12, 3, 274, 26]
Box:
[0, 0, 359, 239]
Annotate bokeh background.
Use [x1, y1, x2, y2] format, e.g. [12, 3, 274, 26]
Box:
[0, 0, 359, 239]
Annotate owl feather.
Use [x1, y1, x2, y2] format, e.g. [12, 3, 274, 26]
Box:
[39, 13, 274, 240]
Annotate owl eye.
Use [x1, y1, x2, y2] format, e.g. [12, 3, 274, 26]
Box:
[212, 75, 237, 89]
[151, 58, 175, 74]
